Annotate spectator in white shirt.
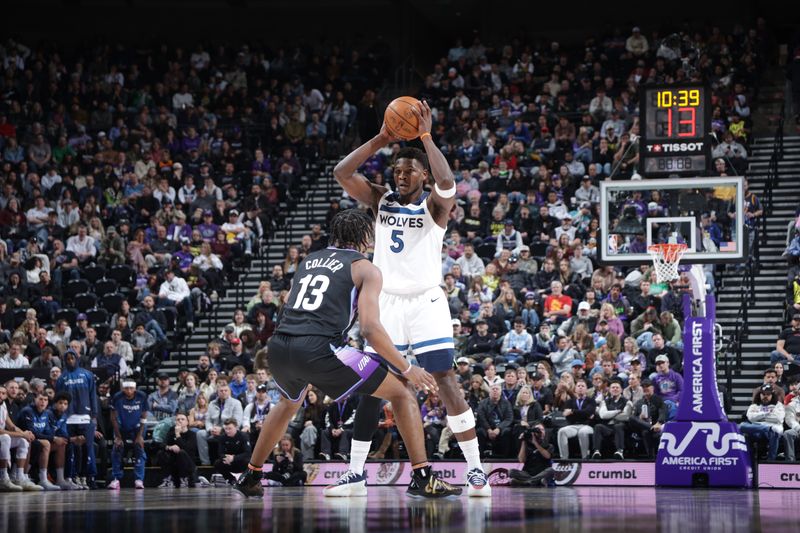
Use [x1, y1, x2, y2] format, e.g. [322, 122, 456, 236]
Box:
[177, 176, 197, 205]
[158, 270, 195, 328]
[172, 84, 194, 110]
[66, 225, 96, 265]
[220, 210, 254, 255]
[456, 243, 485, 279]
[41, 168, 62, 193]
[0, 343, 30, 369]
[26, 197, 52, 243]
[56, 199, 80, 230]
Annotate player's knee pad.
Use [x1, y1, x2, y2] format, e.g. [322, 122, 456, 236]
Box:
[447, 410, 476, 434]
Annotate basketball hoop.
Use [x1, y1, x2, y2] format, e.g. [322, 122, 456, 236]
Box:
[648, 243, 688, 283]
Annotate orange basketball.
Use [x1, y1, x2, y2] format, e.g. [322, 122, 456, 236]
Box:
[384, 96, 421, 141]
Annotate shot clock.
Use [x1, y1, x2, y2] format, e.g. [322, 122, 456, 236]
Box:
[639, 84, 711, 176]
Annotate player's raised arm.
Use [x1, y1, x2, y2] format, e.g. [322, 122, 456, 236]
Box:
[351, 259, 438, 393]
[333, 127, 393, 214]
[410, 100, 456, 222]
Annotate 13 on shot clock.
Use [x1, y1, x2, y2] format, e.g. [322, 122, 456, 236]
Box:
[640, 84, 711, 176]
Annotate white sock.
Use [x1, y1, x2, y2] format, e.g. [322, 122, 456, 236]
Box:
[39, 469, 49, 483]
[348, 439, 371, 475]
[15, 466, 25, 480]
[457, 437, 483, 471]
[0, 466, 8, 480]
[56, 468, 65, 483]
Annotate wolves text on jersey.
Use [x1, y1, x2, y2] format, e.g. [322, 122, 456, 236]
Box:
[378, 213, 425, 228]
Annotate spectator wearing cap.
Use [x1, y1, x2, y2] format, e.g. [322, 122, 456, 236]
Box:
[220, 209, 254, 256]
[512, 245, 534, 274]
[530, 373, 554, 413]
[651, 354, 682, 419]
[501, 317, 533, 365]
[502, 255, 531, 295]
[242, 383, 271, 447]
[465, 319, 498, 360]
[455, 356, 473, 385]
[99, 225, 126, 266]
[771, 314, 800, 365]
[574, 176, 600, 206]
[197, 210, 220, 242]
[147, 373, 178, 422]
[108, 381, 148, 490]
[158, 270, 194, 329]
[173, 239, 195, 272]
[167, 211, 193, 243]
[741, 384, 784, 461]
[625, 26, 649, 57]
[222, 336, 253, 374]
[558, 301, 597, 338]
[494, 218, 523, 257]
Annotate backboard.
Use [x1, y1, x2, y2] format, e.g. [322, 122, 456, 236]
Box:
[599, 176, 745, 266]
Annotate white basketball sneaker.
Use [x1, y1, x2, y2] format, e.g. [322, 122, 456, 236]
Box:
[323, 470, 368, 497]
[466, 468, 492, 497]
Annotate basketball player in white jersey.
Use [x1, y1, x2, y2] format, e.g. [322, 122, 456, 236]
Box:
[327, 100, 490, 497]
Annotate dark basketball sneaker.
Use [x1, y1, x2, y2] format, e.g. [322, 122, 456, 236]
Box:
[233, 468, 264, 498]
[407, 473, 462, 498]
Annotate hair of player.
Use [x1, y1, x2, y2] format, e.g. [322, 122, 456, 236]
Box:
[396, 147, 429, 171]
[330, 209, 375, 251]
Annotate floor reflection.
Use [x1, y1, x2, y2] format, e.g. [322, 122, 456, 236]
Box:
[5, 486, 800, 532]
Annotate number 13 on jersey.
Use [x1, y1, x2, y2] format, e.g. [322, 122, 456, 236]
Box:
[292, 274, 330, 311]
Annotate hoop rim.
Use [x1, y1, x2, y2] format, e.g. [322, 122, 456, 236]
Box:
[647, 242, 689, 266]
[647, 243, 689, 253]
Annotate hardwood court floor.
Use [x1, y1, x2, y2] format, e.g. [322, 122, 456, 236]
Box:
[3, 485, 800, 532]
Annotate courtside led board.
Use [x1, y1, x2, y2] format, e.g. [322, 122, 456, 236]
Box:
[599, 176, 745, 265]
[639, 84, 711, 176]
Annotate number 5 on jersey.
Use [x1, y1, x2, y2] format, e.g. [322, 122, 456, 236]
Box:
[292, 274, 330, 311]
[390, 229, 404, 253]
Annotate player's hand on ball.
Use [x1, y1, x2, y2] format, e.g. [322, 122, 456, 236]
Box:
[405, 366, 438, 393]
[410, 100, 433, 138]
[378, 123, 396, 144]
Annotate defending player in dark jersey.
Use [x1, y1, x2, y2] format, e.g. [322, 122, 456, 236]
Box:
[234, 209, 461, 498]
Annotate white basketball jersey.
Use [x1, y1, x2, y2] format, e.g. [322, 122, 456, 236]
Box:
[373, 190, 445, 295]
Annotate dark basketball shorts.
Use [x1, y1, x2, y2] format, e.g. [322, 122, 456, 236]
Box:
[267, 333, 388, 402]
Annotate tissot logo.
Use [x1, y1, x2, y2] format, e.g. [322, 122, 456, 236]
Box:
[647, 142, 704, 153]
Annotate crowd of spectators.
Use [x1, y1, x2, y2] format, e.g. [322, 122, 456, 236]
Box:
[0, 35, 390, 488]
[0, 19, 787, 490]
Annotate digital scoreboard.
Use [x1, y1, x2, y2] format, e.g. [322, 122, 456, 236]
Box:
[639, 84, 711, 176]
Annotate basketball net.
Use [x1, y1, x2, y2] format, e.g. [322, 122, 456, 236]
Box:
[647, 242, 688, 283]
